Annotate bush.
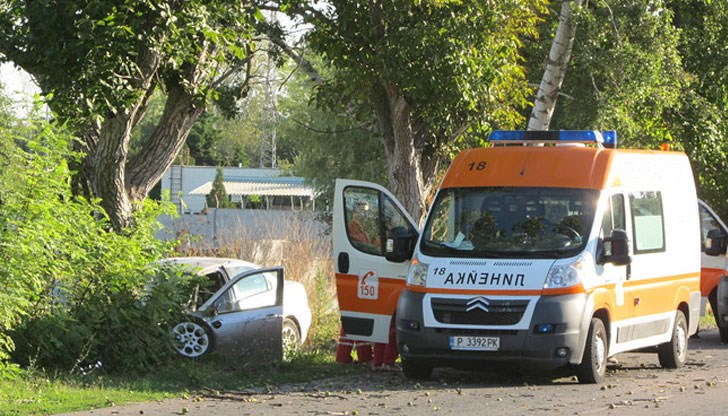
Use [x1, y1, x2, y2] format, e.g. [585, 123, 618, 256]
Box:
[0, 107, 198, 374]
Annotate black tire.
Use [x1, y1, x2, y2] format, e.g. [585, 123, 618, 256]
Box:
[171, 317, 216, 359]
[658, 310, 688, 369]
[709, 290, 720, 328]
[576, 317, 608, 384]
[282, 318, 301, 360]
[719, 325, 728, 344]
[401, 358, 433, 380]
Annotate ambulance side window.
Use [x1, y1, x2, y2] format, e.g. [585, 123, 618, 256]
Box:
[344, 187, 384, 256]
[383, 195, 416, 239]
[601, 194, 625, 237]
[630, 191, 665, 254]
[699, 204, 724, 251]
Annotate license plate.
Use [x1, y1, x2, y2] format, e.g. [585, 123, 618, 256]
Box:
[449, 336, 500, 351]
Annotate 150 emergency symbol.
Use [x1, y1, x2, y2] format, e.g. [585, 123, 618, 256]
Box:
[358, 270, 379, 300]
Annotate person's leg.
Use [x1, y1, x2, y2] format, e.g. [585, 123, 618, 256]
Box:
[372, 342, 385, 367]
[355, 341, 373, 363]
[335, 326, 354, 364]
[382, 320, 400, 369]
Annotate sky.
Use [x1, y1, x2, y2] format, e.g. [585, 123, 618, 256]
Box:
[0, 62, 41, 117]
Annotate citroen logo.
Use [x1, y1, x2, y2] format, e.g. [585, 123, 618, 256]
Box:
[466, 296, 491, 312]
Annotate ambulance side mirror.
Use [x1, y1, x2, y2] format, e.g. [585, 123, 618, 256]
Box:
[385, 226, 418, 263]
[705, 228, 728, 256]
[602, 229, 631, 266]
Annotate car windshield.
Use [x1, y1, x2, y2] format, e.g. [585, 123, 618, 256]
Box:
[420, 187, 598, 259]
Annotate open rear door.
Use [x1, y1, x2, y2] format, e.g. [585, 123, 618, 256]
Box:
[333, 179, 419, 343]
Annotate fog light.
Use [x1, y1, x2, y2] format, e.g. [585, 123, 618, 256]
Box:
[556, 347, 569, 358]
[535, 323, 556, 334]
[401, 319, 421, 330]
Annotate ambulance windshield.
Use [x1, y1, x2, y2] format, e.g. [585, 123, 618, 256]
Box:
[420, 187, 598, 258]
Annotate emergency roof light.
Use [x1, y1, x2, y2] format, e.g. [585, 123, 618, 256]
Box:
[488, 130, 617, 149]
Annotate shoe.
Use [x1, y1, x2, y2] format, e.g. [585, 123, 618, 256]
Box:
[379, 364, 402, 372]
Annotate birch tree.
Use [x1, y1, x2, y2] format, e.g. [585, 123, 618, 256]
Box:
[528, 0, 581, 130]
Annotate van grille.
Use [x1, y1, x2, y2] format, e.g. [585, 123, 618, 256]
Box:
[431, 297, 529, 326]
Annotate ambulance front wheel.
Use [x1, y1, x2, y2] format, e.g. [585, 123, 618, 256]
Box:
[401, 358, 433, 380]
[658, 310, 688, 369]
[576, 317, 608, 384]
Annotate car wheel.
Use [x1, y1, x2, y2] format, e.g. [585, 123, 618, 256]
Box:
[282, 318, 301, 360]
[709, 290, 720, 328]
[401, 358, 433, 380]
[719, 325, 728, 344]
[658, 310, 688, 368]
[172, 318, 215, 359]
[576, 317, 608, 384]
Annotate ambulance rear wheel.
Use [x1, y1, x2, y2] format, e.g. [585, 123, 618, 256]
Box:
[576, 317, 607, 384]
[402, 358, 433, 380]
[658, 310, 687, 368]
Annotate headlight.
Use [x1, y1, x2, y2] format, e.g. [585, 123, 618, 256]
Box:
[544, 254, 591, 289]
[407, 257, 429, 287]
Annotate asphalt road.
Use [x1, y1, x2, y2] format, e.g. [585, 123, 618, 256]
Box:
[57, 329, 728, 416]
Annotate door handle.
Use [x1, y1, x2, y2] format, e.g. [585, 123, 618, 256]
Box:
[338, 252, 350, 274]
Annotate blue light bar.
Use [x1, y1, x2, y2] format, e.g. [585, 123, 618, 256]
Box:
[488, 130, 617, 148]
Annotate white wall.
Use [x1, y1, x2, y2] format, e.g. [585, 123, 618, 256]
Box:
[161, 166, 282, 213]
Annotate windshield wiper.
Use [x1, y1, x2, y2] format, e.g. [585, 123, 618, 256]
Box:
[423, 239, 469, 252]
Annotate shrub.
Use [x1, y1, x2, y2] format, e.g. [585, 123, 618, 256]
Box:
[0, 107, 197, 374]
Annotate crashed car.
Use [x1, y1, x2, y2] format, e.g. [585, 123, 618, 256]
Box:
[160, 257, 311, 360]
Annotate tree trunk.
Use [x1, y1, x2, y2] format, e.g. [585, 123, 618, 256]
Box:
[371, 82, 435, 223]
[528, 0, 581, 130]
[91, 110, 136, 230]
[83, 42, 210, 231]
[126, 81, 204, 202]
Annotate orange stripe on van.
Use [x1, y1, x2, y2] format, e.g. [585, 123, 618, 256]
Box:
[700, 267, 722, 297]
[621, 272, 699, 288]
[335, 273, 405, 316]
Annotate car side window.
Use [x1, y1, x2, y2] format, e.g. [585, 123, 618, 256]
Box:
[214, 272, 277, 313]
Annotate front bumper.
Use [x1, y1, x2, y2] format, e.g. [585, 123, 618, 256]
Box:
[396, 289, 588, 371]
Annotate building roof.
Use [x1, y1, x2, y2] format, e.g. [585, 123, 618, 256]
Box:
[189, 176, 316, 198]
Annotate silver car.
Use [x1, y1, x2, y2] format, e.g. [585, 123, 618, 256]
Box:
[162, 257, 312, 360]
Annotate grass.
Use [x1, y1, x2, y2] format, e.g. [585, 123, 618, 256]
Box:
[0, 344, 365, 416]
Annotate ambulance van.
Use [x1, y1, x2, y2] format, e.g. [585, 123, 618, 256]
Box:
[332, 130, 701, 384]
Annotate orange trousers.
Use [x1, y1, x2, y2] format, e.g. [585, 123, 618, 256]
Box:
[335, 327, 373, 364]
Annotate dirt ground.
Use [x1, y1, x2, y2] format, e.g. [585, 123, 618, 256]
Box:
[56, 328, 728, 416]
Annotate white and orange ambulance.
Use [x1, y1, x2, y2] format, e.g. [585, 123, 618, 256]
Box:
[332, 130, 701, 383]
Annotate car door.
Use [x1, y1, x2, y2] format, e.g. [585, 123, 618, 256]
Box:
[333, 179, 418, 343]
[699, 200, 728, 314]
[201, 267, 284, 361]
